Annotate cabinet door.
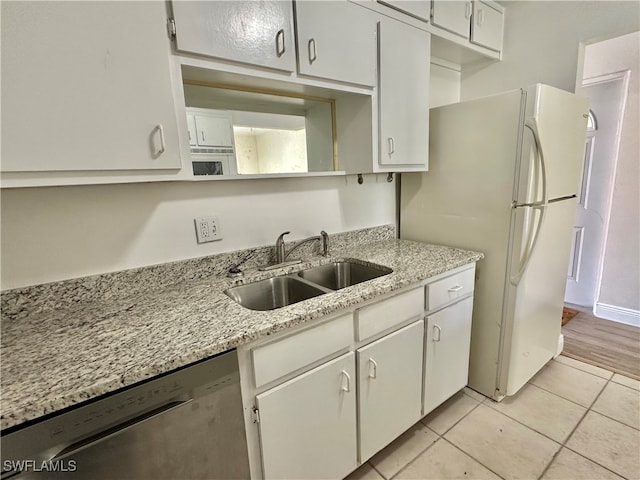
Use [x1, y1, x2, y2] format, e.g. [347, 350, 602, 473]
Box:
[378, 19, 430, 168]
[378, 1, 430, 22]
[193, 115, 234, 148]
[256, 352, 357, 479]
[1, 2, 181, 172]
[424, 297, 474, 414]
[171, 1, 296, 72]
[470, 1, 504, 52]
[358, 321, 424, 462]
[432, 0, 472, 38]
[295, 1, 377, 87]
[186, 114, 198, 147]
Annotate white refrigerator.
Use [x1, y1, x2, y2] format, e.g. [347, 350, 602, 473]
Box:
[400, 84, 589, 401]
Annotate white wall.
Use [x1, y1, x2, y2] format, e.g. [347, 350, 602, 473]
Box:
[583, 32, 640, 315]
[0, 36, 464, 291]
[1, 176, 395, 289]
[461, 1, 640, 100]
[431, 59, 461, 107]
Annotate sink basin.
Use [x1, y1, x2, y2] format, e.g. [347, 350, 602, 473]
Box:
[297, 260, 392, 290]
[225, 276, 326, 311]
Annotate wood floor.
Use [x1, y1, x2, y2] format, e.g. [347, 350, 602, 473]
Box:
[562, 308, 640, 380]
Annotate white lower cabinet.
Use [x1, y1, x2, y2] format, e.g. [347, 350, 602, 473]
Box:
[256, 352, 357, 480]
[241, 264, 477, 479]
[424, 296, 474, 414]
[358, 320, 424, 462]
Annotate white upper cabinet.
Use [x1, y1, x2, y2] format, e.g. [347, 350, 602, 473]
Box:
[1, 1, 181, 172]
[171, 1, 296, 72]
[377, 1, 430, 22]
[431, 1, 472, 38]
[378, 18, 430, 169]
[294, 1, 377, 87]
[470, 0, 504, 52]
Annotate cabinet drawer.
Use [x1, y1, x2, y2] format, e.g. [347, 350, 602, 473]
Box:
[356, 288, 424, 341]
[252, 313, 353, 388]
[427, 267, 475, 312]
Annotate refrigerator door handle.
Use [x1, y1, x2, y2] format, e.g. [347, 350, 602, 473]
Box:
[510, 204, 547, 286]
[515, 119, 548, 208]
[510, 118, 550, 286]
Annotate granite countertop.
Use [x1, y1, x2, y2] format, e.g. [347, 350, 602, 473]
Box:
[0, 238, 482, 431]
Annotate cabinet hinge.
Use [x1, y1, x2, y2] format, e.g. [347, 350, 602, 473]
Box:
[252, 406, 260, 424]
[167, 18, 176, 39]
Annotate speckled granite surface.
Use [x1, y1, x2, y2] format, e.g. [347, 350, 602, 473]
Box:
[1, 231, 482, 431]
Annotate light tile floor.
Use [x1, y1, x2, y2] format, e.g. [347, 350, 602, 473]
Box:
[345, 355, 640, 480]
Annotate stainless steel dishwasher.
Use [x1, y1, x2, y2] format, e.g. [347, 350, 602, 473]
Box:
[1, 351, 250, 479]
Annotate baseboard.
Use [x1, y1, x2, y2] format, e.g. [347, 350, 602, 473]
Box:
[594, 303, 640, 327]
[555, 334, 564, 358]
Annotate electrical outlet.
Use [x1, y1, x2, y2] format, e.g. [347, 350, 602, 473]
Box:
[194, 216, 222, 243]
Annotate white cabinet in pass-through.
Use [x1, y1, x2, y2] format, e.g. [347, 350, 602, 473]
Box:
[186, 110, 234, 149]
[170, 1, 296, 72]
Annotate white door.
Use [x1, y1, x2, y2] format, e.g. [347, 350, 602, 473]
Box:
[171, 1, 296, 72]
[565, 76, 628, 307]
[256, 352, 357, 480]
[378, 18, 430, 167]
[424, 298, 473, 414]
[431, 1, 472, 38]
[295, 1, 377, 87]
[1, 2, 181, 172]
[358, 321, 424, 462]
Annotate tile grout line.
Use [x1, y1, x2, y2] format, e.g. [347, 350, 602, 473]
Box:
[387, 393, 485, 480]
[441, 437, 507, 480]
[537, 372, 625, 480]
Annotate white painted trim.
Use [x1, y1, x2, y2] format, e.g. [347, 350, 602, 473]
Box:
[555, 334, 564, 358]
[579, 71, 631, 310]
[594, 303, 640, 327]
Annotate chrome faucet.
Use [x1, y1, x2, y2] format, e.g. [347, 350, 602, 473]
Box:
[274, 230, 329, 264]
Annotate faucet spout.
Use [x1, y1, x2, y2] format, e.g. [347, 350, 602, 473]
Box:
[275, 231, 290, 264]
[273, 230, 330, 264]
[320, 230, 329, 256]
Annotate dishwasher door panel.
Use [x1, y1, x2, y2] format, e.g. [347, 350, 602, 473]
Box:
[3, 352, 250, 480]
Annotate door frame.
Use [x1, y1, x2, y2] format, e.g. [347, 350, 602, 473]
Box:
[570, 70, 630, 311]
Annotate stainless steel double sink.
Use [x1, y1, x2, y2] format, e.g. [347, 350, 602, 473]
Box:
[225, 260, 392, 311]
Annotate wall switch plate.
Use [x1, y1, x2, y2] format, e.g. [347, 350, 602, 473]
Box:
[194, 216, 222, 243]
